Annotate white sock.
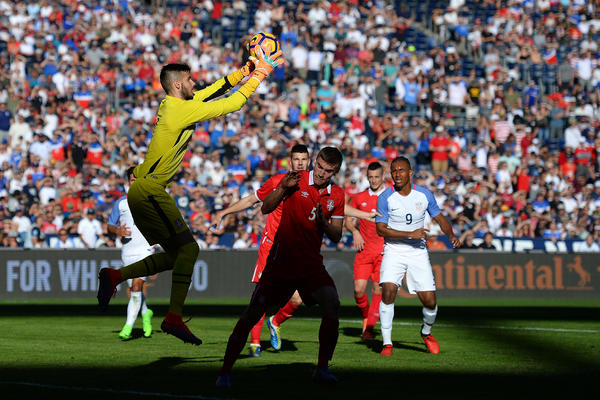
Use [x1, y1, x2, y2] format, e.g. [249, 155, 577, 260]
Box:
[421, 305, 438, 335]
[125, 291, 142, 327]
[141, 293, 148, 315]
[379, 302, 395, 346]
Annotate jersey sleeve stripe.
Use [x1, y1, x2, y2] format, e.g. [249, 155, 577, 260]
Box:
[202, 76, 233, 102]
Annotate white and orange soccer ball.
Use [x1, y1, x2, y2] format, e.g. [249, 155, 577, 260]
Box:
[248, 32, 280, 59]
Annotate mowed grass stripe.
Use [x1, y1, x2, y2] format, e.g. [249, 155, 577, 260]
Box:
[0, 380, 237, 400]
[300, 318, 600, 334]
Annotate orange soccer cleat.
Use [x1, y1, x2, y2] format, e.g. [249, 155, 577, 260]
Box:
[161, 312, 203, 345]
[421, 333, 440, 354]
[380, 344, 393, 356]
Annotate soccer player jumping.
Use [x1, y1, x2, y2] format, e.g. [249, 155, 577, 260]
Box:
[376, 157, 461, 356]
[97, 47, 284, 345]
[217, 147, 346, 388]
[345, 161, 386, 341]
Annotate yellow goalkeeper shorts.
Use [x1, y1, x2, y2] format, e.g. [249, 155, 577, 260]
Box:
[127, 178, 195, 253]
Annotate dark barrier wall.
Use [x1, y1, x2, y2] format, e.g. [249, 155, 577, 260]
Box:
[0, 249, 598, 299]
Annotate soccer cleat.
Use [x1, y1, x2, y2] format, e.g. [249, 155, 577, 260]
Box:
[142, 309, 153, 338]
[249, 344, 262, 357]
[97, 268, 120, 309]
[215, 374, 231, 388]
[119, 324, 132, 340]
[362, 318, 368, 333]
[160, 313, 202, 345]
[266, 316, 281, 350]
[380, 344, 393, 356]
[421, 333, 440, 354]
[312, 366, 338, 385]
[361, 326, 375, 341]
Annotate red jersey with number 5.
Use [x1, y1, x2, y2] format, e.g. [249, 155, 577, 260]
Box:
[262, 170, 345, 279]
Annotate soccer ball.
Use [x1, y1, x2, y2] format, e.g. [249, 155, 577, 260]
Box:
[248, 32, 280, 59]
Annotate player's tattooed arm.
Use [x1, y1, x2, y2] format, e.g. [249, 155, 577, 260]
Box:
[261, 171, 300, 214]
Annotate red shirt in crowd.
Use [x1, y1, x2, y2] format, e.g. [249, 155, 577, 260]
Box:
[430, 134, 451, 161]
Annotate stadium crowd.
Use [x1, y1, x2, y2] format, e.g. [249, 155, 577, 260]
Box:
[0, 0, 599, 251]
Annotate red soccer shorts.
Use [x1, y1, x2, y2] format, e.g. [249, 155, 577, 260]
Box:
[353, 250, 382, 282]
[254, 266, 336, 308]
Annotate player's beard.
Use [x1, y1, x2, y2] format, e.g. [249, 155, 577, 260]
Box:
[182, 86, 195, 100]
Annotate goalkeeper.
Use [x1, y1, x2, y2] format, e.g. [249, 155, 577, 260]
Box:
[97, 46, 284, 345]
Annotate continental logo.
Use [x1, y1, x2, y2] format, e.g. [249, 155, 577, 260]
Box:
[432, 256, 595, 291]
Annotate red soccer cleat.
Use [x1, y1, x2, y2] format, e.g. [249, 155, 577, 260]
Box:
[97, 268, 121, 310]
[161, 312, 203, 345]
[361, 327, 375, 341]
[421, 333, 440, 354]
[380, 344, 393, 356]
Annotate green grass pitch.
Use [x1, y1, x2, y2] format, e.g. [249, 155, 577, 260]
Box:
[1, 297, 599, 399]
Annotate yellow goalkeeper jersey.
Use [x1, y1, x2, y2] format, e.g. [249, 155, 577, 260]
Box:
[134, 73, 247, 186]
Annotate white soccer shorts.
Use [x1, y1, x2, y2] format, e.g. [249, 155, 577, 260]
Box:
[379, 246, 436, 294]
[120, 248, 154, 287]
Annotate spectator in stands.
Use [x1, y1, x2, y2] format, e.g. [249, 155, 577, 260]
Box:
[77, 208, 103, 248]
[478, 232, 497, 251]
[0, 0, 597, 250]
[459, 230, 478, 249]
[53, 228, 78, 249]
[578, 234, 600, 252]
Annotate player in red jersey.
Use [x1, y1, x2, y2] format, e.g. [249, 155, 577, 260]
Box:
[345, 161, 386, 341]
[211, 144, 309, 357]
[212, 145, 378, 357]
[217, 147, 345, 388]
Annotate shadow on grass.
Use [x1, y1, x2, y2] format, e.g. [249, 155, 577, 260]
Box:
[1, 362, 598, 400]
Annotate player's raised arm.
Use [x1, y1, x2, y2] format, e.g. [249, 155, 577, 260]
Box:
[192, 60, 255, 103]
[175, 48, 284, 127]
[345, 204, 380, 222]
[210, 193, 260, 231]
[261, 171, 300, 214]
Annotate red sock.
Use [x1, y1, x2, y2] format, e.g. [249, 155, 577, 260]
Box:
[272, 301, 300, 326]
[354, 293, 369, 318]
[164, 311, 182, 323]
[317, 317, 339, 367]
[220, 319, 252, 375]
[250, 314, 265, 345]
[366, 293, 381, 329]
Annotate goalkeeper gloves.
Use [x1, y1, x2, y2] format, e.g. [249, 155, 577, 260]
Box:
[248, 46, 284, 84]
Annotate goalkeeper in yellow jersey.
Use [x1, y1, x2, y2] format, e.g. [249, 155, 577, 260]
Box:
[97, 46, 284, 345]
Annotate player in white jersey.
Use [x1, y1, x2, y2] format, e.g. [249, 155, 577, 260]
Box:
[375, 157, 461, 356]
[107, 167, 155, 340]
